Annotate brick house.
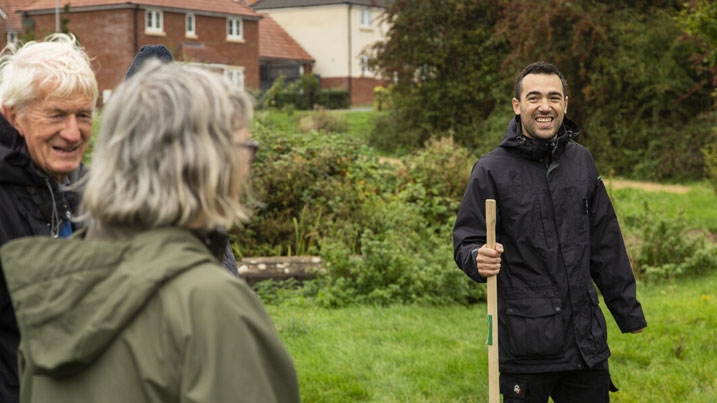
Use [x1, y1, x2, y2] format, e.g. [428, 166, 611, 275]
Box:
[13, 0, 263, 105]
[252, 0, 390, 105]
[0, 0, 24, 48]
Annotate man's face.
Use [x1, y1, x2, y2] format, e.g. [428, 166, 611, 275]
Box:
[512, 73, 568, 140]
[8, 93, 94, 182]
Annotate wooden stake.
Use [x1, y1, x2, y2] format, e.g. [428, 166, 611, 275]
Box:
[485, 199, 499, 403]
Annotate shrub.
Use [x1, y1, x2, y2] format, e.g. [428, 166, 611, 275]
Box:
[231, 117, 398, 258]
[631, 202, 717, 281]
[373, 85, 393, 111]
[703, 124, 717, 195]
[259, 74, 327, 110]
[314, 197, 485, 307]
[233, 121, 485, 305]
[317, 89, 350, 110]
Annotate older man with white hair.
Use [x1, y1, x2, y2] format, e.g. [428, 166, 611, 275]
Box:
[0, 33, 97, 403]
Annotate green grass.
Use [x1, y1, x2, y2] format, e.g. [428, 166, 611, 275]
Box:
[608, 181, 717, 234]
[267, 304, 485, 402]
[253, 108, 380, 143]
[264, 180, 717, 402]
[267, 272, 717, 402]
[607, 274, 717, 402]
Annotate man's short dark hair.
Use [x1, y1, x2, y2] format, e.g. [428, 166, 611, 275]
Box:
[514, 61, 568, 100]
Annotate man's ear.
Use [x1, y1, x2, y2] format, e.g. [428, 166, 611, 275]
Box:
[1, 105, 24, 136]
[2, 105, 18, 126]
[512, 98, 520, 115]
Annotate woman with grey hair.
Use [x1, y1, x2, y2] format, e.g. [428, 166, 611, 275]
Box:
[0, 61, 300, 403]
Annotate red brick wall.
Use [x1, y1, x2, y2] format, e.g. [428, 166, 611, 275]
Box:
[24, 10, 137, 97]
[23, 7, 261, 105]
[321, 76, 384, 106]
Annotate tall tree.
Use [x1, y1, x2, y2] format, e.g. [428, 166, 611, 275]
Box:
[367, 0, 507, 151]
[370, 0, 712, 179]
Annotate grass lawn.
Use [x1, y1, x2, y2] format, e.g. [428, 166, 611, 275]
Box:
[267, 271, 717, 402]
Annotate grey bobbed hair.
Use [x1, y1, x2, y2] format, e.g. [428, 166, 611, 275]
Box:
[81, 60, 254, 230]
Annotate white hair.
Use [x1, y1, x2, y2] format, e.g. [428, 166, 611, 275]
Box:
[0, 33, 98, 110]
[81, 60, 254, 230]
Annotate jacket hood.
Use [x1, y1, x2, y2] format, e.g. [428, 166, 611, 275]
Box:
[0, 112, 39, 186]
[0, 227, 225, 377]
[499, 115, 580, 162]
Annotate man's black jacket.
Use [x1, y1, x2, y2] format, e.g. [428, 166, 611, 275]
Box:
[453, 116, 647, 373]
[0, 114, 81, 402]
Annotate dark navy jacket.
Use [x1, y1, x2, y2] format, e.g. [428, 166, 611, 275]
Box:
[0, 114, 81, 403]
[453, 116, 647, 373]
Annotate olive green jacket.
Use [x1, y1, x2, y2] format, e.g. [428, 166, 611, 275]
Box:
[0, 227, 299, 403]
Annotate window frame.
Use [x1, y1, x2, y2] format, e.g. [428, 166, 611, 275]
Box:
[185, 13, 196, 37]
[226, 68, 245, 90]
[360, 8, 372, 28]
[227, 17, 243, 40]
[6, 32, 18, 46]
[145, 8, 163, 33]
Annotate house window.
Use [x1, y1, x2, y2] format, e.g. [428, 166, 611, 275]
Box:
[360, 55, 370, 75]
[226, 68, 245, 90]
[360, 8, 371, 28]
[227, 17, 243, 40]
[186, 13, 196, 37]
[146, 9, 163, 33]
[6, 32, 18, 46]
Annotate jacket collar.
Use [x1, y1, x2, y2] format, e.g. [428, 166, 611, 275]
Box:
[499, 115, 580, 163]
[85, 224, 228, 262]
[0, 112, 37, 185]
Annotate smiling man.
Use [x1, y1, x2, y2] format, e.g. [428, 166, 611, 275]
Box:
[0, 33, 97, 403]
[453, 62, 646, 403]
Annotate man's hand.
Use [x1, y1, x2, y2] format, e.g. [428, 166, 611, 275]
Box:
[477, 243, 503, 278]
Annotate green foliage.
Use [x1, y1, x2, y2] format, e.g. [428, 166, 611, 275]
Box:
[231, 114, 398, 258]
[373, 85, 392, 111]
[316, 89, 350, 110]
[258, 74, 349, 110]
[235, 117, 483, 306]
[629, 202, 717, 281]
[581, 8, 713, 180]
[677, 0, 717, 100]
[260, 74, 288, 110]
[314, 201, 484, 307]
[238, 109, 716, 307]
[367, 0, 507, 152]
[368, 0, 714, 180]
[703, 124, 717, 195]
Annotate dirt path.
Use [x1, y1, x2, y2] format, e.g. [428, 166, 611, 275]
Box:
[604, 178, 690, 193]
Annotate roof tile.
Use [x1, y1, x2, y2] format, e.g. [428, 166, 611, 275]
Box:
[0, 0, 33, 30]
[19, 0, 260, 17]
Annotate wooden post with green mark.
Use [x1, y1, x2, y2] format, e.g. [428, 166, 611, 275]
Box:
[485, 199, 499, 403]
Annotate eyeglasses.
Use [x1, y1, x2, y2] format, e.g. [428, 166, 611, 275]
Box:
[235, 139, 259, 164]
